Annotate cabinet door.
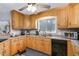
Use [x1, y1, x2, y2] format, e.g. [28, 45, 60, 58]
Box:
[0, 43, 4, 56]
[11, 10, 20, 29]
[68, 4, 79, 28]
[27, 37, 32, 48]
[35, 39, 43, 51]
[26, 36, 30, 47]
[24, 15, 30, 29]
[42, 39, 52, 55]
[10, 38, 18, 55]
[68, 5, 76, 28]
[57, 7, 68, 29]
[23, 36, 27, 49]
[3, 40, 11, 56]
[70, 40, 79, 56]
[67, 40, 74, 56]
[73, 4, 79, 28]
[27, 36, 35, 48]
[19, 14, 24, 29]
[75, 46, 79, 56]
[18, 37, 26, 52]
[30, 15, 37, 29]
[28, 37, 35, 49]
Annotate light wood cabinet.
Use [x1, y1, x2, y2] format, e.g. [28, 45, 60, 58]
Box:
[18, 36, 27, 52]
[0, 43, 4, 56]
[42, 38, 52, 55]
[3, 40, 11, 56]
[74, 46, 79, 56]
[26, 36, 35, 48]
[26, 36, 32, 48]
[23, 15, 30, 29]
[67, 40, 74, 56]
[26, 36, 30, 47]
[68, 4, 77, 28]
[30, 37, 36, 49]
[18, 38, 24, 52]
[11, 4, 79, 29]
[19, 13, 24, 29]
[68, 4, 79, 28]
[10, 38, 18, 55]
[30, 15, 37, 29]
[35, 37, 43, 51]
[69, 40, 79, 56]
[57, 6, 68, 29]
[35, 37, 52, 55]
[11, 10, 20, 29]
[11, 10, 31, 29]
[26, 36, 52, 55]
[11, 10, 25, 29]
[23, 36, 27, 49]
[57, 4, 79, 28]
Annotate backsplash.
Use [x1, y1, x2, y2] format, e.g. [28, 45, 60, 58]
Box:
[10, 28, 79, 36]
[10, 29, 21, 36]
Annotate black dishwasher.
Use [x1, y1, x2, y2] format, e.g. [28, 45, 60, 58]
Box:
[52, 39, 67, 56]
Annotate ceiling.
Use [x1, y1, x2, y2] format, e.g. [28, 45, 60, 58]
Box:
[0, 3, 69, 21]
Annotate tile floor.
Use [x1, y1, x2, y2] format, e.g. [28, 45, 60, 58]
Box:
[16, 49, 48, 56]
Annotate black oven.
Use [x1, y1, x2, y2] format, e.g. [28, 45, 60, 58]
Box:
[52, 39, 67, 56]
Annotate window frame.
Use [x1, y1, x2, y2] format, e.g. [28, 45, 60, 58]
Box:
[36, 16, 57, 34]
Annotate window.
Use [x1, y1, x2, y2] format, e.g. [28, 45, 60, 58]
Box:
[37, 16, 57, 34]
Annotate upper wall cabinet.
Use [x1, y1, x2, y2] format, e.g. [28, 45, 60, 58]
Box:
[30, 15, 37, 29]
[11, 10, 30, 29]
[57, 6, 68, 29]
[11, 10, 24, 29]
[19, 13, 25, 29]
[23, 15, 31, 29]
[57, 4, 79, 29]
[68, 4, 79, 28]
[11, 10, 20, 29]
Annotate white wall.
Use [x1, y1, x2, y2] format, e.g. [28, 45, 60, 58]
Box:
[0, 20, 9, 33]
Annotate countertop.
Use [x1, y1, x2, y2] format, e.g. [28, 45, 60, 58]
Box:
[0, 35, 10, 42]
[0, 34, 71, 43]
[26, 35, 70, 40]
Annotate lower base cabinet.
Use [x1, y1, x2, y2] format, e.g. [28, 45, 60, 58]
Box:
[0, 43, 4, 56]
[23, 36, 27, 50]
[35, 38, 43, 51]
[42, 39, 52, 55]
[10, 38, 18, 56]
[26, 36, 33, 48]
[18, 36, 27, 52]
[67, 40, 74, 56]
[3, 40, 11, 56]
[0, 36, 77, 56]
[26, 36, 52, 55]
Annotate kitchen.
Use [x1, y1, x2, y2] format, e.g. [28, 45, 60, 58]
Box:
[0, 3, 79, 56]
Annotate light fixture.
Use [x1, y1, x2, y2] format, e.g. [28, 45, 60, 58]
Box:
[27, 4, 37, 12]
[27, 4, 32, 11]
[31, 6, 37, 12]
